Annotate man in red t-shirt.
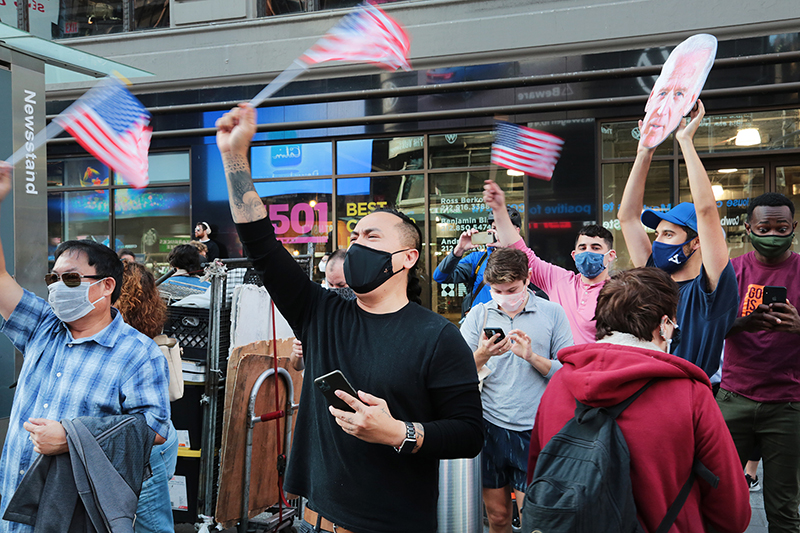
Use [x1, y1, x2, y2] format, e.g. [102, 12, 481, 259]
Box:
[720, 192, 800, 533]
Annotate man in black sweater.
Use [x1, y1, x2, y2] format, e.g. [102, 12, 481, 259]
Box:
[216, 104, 483, 533]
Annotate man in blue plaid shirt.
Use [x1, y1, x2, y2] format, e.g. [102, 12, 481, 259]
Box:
[0, 163, 170, 532]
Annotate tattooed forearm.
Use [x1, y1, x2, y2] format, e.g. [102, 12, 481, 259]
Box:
[223, 154, 266, 223]
[412, 422, 425, 453]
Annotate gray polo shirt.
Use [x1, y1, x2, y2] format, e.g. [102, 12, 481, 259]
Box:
[460, 290, 573, 431]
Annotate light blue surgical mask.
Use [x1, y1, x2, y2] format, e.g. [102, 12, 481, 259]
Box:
[574, 251, 610, 279]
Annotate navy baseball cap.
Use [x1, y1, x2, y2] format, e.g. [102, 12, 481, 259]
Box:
[488, 207, 522, 228]
[641, 202, 698, 233]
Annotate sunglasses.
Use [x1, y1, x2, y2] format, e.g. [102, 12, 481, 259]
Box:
[44, 272, 105, 287]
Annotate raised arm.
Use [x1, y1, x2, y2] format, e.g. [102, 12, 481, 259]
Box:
[676, 100, 728, 291]
[0, 162, 24, 320]
[618, 131, 656, 268]
[216, 104, 266, 224]
[483, 180, 519, 246]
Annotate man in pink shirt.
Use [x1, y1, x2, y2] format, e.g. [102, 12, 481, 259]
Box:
[484, 180, 615, 344]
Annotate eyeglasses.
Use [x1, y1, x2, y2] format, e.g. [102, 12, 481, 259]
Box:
[44, 272, 104, 287]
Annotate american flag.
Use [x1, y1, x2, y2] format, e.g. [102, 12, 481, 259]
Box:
[491, 121, 565, 181]
[53, 77, 152, 188]
[299, 1, 411, 71]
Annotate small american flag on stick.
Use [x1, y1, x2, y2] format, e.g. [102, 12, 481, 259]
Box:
[491, 121, 564, 181]
[300, 1, 411, 71]
[53, 77, 152, 188]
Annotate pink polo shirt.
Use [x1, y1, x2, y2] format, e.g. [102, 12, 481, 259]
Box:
[511, 239, 606, 344]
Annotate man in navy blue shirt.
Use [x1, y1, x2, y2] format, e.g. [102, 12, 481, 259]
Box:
[433, 207, 521, 319]
[618, 100, 738, 377]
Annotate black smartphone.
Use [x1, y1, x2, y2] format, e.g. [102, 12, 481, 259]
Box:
[314, 370, 360, 413]
[763, 286, 787, 305]
[484, 327, 505, 343]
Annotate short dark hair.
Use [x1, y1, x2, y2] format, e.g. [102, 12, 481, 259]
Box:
[328, 248, 347, 266]
[168, 244, 203, 273]
[595, 267, 679, 342]
[118, 249, 136, 260]
[54, 240, 124, 303]
[488, 207, 522, 229]
[576, 225, 613, 249]
[374, 207, 423, 304]
[484, 248, 529, 285]
[748, 192, 795, 218]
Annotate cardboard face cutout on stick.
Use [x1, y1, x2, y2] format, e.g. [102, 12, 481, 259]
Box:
[639, 34, 718, 149]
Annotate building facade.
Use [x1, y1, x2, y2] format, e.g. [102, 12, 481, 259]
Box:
[23, 0, 800, 321]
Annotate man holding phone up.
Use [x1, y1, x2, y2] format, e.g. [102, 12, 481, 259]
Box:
[718, 192, 800, 532]
[460, 248, 572, 533]
[216, 104, 482, 533]
[433, 207, 522, 319]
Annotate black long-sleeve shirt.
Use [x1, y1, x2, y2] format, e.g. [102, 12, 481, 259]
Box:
[236, 218, 482, 533]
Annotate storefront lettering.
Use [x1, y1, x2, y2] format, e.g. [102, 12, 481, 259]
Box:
[346, 201, 387, 217]
[268, 201, 328, 236]
[23, 89, 37, 195]
[528, 203, 591, 215]
[720, 215, 741, 226]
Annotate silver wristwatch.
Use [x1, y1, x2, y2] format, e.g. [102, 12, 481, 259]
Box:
[394, 421, 416, 454]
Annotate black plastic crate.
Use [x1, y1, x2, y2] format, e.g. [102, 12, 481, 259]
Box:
[164, 307, 231, 364]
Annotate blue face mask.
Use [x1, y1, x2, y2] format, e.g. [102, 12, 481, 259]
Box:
[574, 251, 608, 279]
[651, 239, 695, 273]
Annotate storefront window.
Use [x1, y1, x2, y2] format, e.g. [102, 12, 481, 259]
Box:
[429, 132, 493, 169]
[47, 190, 110, 263]
[133, 0, 170, 29]
[429, 172, 523, 322]
[678, 166, 765, 260]
[53, 1, 124, 38]
[114, 152, 190, 186]
[692, 110, 800, 154]
[601, 121, 673, 159]
[600, 161, 672, 270]
[114, 186, 191, 267]
[337, 136, 423, 174]
[48, 157, 110, 188]
[254, 179, 333, 279]
[252, 142, 332, 178]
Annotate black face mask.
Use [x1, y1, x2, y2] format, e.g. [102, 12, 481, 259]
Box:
[343, 243, 411, 294]
[329, 286, 357, 301]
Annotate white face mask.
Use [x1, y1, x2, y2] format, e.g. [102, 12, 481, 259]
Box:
[47, 279, 106, 323]
[490, 290, 527, 313]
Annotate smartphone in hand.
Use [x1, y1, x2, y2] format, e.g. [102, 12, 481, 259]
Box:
[471, 232, 495, 245]
[763, 286, 787, 305]
[314, 370, 360, 413]
[484, 327, 505, 344]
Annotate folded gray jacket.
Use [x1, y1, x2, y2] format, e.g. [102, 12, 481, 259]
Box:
[4, 414, 155, 533]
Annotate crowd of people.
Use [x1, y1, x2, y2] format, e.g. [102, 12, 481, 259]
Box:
[0, 91, 797, 533]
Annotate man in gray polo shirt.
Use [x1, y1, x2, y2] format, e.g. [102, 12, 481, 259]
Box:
[460, 247, 573, 533]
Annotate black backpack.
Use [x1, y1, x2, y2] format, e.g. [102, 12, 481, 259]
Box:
[522, 380, 719, 533]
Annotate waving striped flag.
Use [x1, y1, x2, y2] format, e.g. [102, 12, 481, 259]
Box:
[491, 121, 565, 181]
[53, 77, 152, 188]
[299, 1, 411, 71]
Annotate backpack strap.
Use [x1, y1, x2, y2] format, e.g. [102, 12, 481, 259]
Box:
[470, 252, 489, 303]
[605, 379, 657, 419]
[654, 458, 719, 533]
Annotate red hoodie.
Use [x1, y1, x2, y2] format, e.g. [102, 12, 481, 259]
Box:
[528, 340, 751, 533]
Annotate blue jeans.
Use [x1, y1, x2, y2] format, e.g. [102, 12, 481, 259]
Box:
[135, 421, 178, 533]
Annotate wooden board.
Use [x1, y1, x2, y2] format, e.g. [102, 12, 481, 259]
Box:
[214, 340, 303, 528]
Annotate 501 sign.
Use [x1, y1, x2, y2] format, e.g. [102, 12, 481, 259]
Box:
[269, 201, 329, 243]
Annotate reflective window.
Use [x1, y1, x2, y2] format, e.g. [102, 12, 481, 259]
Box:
[600, 161, 672, 270]
[48, 157, 110, 188]
[134, 0, 170, 30]
[678, 166, 765, 260]
[692, 110, 800, 154]
[254, 179, 333, 278]
[337, 137, 423, 174]
[47, 190, 110, 263]
[429, 172, 523, 322]
[114, 186, 191, 268]
[252, 143, 332, 178]
[429, 132, 493, 169]
[115, 152, 190, 185]
[601, 121, 673, 159]
[53, 1, 125, 38]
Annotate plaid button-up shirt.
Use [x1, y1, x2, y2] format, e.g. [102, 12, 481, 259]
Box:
[0, 290, 170, 532]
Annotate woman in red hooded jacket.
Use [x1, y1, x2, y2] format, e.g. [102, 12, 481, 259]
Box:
[528, 267, 750, 532]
